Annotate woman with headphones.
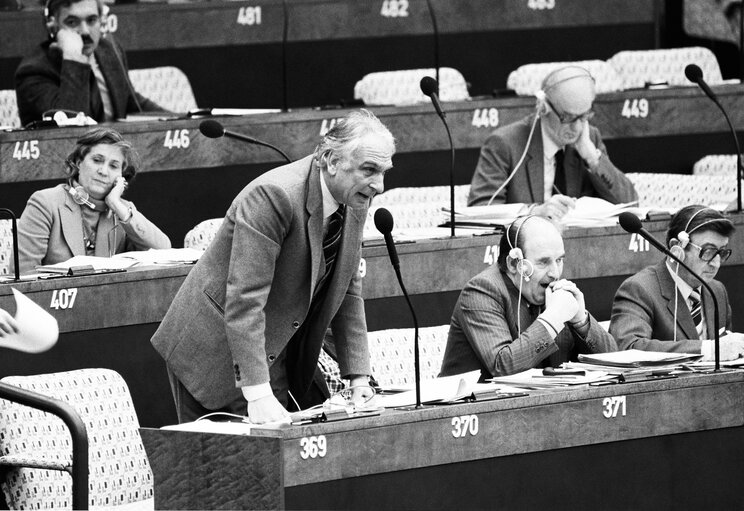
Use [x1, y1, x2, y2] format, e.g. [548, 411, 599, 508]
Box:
[13, 127, 170, 274]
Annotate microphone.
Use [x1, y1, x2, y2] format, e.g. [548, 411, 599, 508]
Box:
[374, 208, 421, 408]
[419, 76, 456, 237]
[199, 120, 292, 164]
[0, 208, 20, 282]
[685, 63, 742, 212]
[67, 186, 96, 210]
[618, 212, 722, 371]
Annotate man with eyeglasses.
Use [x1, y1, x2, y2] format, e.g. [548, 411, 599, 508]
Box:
[15, 0, 164, 126]
[467, 66, 638, 219]
[610, 206, 744, 360]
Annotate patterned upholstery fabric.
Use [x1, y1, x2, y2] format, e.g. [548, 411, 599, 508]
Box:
[128, 66, 197, 114]
[626, 172, 738, 209]
[317, 348, 345, 394]
[353, 67, 470, 106]
[506, 60, 624, 96]
[0, 219, 13, 276]
[607, 47, 724, 90]
[0, 369, 154, 510]
[692, 154, 740, 176]
[0, 90, 20, 128]
[183, 218, 224, 250]
[368, 325, 450, 388]
[364, 185, 470, 237]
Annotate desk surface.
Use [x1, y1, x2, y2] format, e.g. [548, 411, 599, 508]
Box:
[0, 0, 658, 60]
[140, 370, 744, 509]
[2, 84, 740, 185]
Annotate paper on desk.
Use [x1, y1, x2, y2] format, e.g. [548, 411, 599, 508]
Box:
[559, 197, 640, 227]
[0, 288, 58, 353]
[114, 248, 204, 265]
[489, 368, 611, 389]
[162, 420, 254, 436]
[36, 255, 138, 273]
[578, 349, 703, 367]
[376, 370, 481, 407]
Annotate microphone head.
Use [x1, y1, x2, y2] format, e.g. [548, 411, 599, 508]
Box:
[374, 207, 394, 235]
[684, 64, 703, 83]
[618, 212, 642, 234]
[199, 119, 226, 139]
[419, 76, 439, 97]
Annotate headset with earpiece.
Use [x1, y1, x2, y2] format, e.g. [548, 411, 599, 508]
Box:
[507, 215, 536, 282]
[669, 206, 724, 262]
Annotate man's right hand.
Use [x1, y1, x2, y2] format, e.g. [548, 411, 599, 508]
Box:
[55, 29, 87, 63]
[717, 333, 744, 361]
[246, 394, 292, 424]
[541, 285, 580, 328]
[531, 195, 576, 221]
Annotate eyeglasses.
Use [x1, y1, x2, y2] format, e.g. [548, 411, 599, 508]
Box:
[687, 241, 732, 263]
[545, 97, 595, 124]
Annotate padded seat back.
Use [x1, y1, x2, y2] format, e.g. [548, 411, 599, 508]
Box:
[692, 154, 739, 176]
[0, 219, 13, 276]
[626, 172, 738, 210]
[607, 47, 724, 89]
[506, 60, 623, 96]
[354, 68, 469, 106]
[128, 66, 197, 114]
[0, 90, 20, 128]
[183, 218, 224, 250]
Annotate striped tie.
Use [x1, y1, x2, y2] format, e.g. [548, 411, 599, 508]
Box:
[323, 206, 344, 275]
[690, 289, 703, 339]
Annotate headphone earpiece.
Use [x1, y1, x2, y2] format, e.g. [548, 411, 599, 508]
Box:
[534, 90, 547, 116]
[676, 231, 690, 249]
[507, 215, 537, 282]
[509, 247, 523, 261]
[516, 259, 534, 282]
[669, 244, 685, 261]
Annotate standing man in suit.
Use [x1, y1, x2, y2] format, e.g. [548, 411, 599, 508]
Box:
[152, 110, 396, 424]
[15, 0, 164, 126]
[440, 215, 616, 379]
[467, 66, 637, 219]
[610, 206, 744, 359]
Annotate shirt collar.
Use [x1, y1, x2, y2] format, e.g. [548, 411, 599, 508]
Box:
[540, 123, 562, 160]
[665, 261, 695, 300]
[319, 171, 341, 220]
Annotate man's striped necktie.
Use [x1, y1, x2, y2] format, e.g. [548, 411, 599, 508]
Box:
[690, 289, 704, 339]
[323, 206, 345, 275]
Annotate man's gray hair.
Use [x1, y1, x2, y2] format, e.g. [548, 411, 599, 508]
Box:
[316, 109, 395, 162]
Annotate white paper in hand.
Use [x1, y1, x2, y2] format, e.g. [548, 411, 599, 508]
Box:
[0, 288, 59, 353]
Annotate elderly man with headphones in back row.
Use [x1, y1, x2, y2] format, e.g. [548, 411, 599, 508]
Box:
[440, 215, 617, 379]
[467, 65, 638, 219]
[15, 0, 164, 127]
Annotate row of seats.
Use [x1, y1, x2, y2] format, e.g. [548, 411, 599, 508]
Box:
[354, 46, 729, 106]
[0, 66, 197, 128]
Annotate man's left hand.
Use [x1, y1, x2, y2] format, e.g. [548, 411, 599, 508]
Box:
[573, 121, 600, 167]
[550, 279, 587, 324]
[348, 375, 375, 406]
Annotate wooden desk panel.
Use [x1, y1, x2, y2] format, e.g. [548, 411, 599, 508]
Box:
[140, 372, 744, 509]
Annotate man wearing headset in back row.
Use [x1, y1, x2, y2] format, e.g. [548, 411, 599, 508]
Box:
[15, 0, 164, 127]
[611, 206, 744, 360]
[467, 66, 638, 219]
[440, 215, 616, 379]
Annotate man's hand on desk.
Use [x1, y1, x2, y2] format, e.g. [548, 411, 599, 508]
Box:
[715, 333, 744, 361]
[531, 195, 575, 221]
[246, 394, 291, 424]
[348, 375, 376, 406]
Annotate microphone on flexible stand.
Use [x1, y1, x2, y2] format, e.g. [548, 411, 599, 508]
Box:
[199, 120, 292, 163]
[374, 208, 421, 408]
[685, 63, 743, 212]
[619, 212, 723, 372]
[0, 208, 20, 282]
[420, 76, 456, 237]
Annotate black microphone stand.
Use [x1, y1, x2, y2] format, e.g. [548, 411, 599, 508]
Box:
[713, 105, 743, 212]
[392, 265, 421, 408]
[223, 130, 292, 164]
[0, 208, 20, 282]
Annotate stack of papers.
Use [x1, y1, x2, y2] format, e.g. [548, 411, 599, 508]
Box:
[441, 203, 526, 228]
[577, 349, 703, 368]
[36, 255, 137, 273]
[489, 368, 612, 389]
[560, 197, 640, 227]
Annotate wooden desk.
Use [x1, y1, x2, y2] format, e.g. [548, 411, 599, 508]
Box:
[3, 84, 742, 244]
[140, 371, 744, 510]
[2, 215, 744, 429]
[0, 0, 659, 106]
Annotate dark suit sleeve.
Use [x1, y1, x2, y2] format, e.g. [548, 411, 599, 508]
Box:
[111, 39, 168, 114]
[467, 132, 514, 206]
[609, 274, 703, 353]
[584, 128, 638, 204]
[15, 51, 96, 125]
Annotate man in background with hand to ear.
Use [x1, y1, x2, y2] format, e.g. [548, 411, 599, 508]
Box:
[440, 215, 616, 379]
[467, 66, 637, 220]
[15, 0, 164, 126]
[610, 206, 744, 360]
[152, 110, 395, 425]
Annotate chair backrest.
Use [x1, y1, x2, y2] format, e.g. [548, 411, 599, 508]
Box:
[183, 218, 224, 250]
[368, 325, 450, 388]
[692, 154, 740, 176]
[626, 172, 738, 210]
[0, 368, 154, 510]
[607, 47, 724, 90]
[506, 60, 624, 96]
[128, 66, 197, 114]
[354, 67, 470, 106]
[0, 90, 20, 128]
[0, 219, 13, 276]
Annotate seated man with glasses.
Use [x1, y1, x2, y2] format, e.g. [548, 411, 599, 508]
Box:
[610, 206, 744, 360]
[467, 65, 638, 220]
[15, 0, 165, 126]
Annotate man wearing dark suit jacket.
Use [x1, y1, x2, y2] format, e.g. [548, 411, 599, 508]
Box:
[15, 0, 163, 126]
[610, 205, 744, 360]
[440, 215, 616, 379]
[152, 110, 396, 424]
[468, 66, 637, 219]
